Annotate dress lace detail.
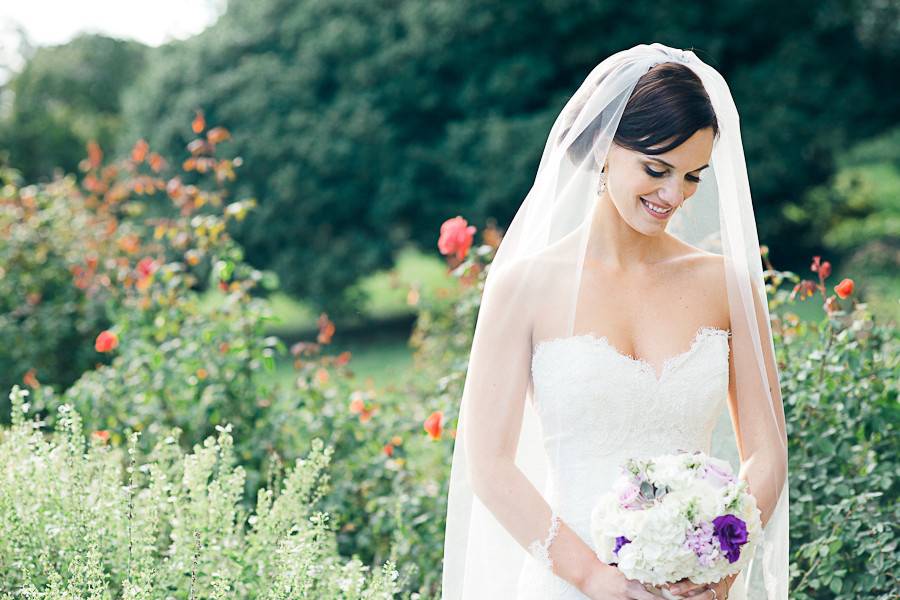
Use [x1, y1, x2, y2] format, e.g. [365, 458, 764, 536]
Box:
[516, 325, 732, 599]
[528, 510, 562, 571]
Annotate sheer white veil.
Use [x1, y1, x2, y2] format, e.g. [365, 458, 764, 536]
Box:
[440, 43, 789, 599]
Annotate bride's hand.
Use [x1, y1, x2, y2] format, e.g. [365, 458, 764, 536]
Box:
[580, 563, 662, 599]
[663, 577, 728, 599]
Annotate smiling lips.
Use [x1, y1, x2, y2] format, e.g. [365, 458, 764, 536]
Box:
[640, 196, 673, 219]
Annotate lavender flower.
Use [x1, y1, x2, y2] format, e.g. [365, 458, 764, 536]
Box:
[684, 521, 718, 567]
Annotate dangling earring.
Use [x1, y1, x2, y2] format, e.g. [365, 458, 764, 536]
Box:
[597, 163, 608, 195]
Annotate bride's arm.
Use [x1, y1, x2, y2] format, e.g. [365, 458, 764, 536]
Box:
[726, 274, 788, 528]
[462, 261, 614, 593]
[723, 275, 789, 592]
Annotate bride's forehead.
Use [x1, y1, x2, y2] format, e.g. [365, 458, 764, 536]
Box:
[618, 129, 714, 167]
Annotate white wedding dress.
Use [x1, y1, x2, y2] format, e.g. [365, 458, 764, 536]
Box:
[517, 325, 734, 599]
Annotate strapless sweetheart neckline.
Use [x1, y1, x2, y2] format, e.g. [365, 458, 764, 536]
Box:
[532, 325, 731, 384]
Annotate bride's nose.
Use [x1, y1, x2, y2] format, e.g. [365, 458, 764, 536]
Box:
[658, 179, 686, 207]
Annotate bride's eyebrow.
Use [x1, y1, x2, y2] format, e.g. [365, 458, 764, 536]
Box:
[646, 156, 710, 172]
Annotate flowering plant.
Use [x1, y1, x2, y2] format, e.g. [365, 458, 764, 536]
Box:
[590, 451, 762, 592]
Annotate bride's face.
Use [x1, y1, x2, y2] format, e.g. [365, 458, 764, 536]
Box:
[602, 127, 714, 235]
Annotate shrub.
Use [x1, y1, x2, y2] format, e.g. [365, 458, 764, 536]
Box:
[0, 386, 403, 598]
[771, 258, 898, 598]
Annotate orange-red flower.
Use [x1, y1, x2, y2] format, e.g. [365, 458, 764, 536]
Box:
[91, 430, 110, 443]
[438, 216, 477, 260]
[383, 443, 394, 457]
[424, 410, 443, 440]
[810, 256, 832, 279]
[834, 278, 854, 299]
[137, 257, 157, 278]
[349, 397, 365, 414]
[95, 330, 119, 353]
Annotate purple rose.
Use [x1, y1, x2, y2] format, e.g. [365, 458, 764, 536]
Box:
[703, 461, 736, 488]
[613, 535, 631, 555]
[713, 514, 749, 563]
[617, 480, 644, 510]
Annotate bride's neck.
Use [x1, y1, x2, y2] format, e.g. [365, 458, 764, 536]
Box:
[586, 193, 672, 270]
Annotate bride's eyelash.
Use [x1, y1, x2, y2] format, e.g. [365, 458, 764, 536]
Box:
[643, 166, 702, 183]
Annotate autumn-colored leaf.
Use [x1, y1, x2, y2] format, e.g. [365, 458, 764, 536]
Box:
[23, 368, 40, 389]
[317, 313, 335, 344]
[207, 126, 231, 144]
[187, 139, 210, 156]
[149, 152, 165, 173]
[131, 139, 149, 163]
[192, 110, 206, 134]
[87, 140, 103, 169]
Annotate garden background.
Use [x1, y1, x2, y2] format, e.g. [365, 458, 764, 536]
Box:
[0, 1, 896, 598]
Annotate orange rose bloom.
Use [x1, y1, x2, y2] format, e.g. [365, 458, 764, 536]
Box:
[424, 410, 443, 440]
[834, 278, 854, 299]
[95, 330, 119, 353]
[438, 216, 477, 260]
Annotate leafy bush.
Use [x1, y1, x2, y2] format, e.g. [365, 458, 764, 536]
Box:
[769, 259, 898, 598]
[0, 167, 124, 409]
[0, 386, 403, 598]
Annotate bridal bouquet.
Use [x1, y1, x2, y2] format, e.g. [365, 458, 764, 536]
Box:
[590, 451, 762, 595]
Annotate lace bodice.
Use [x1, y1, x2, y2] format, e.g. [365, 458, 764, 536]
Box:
[517, 326, 732, 599]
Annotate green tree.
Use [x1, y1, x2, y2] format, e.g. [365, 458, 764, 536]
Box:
[0, 34, 147, 182]
[120, 0, 900, 312]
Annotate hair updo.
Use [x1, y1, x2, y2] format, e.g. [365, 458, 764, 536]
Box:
[560, 62, 719, 166]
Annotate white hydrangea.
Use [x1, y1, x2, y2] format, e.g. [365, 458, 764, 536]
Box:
[590, 450, 762, 587]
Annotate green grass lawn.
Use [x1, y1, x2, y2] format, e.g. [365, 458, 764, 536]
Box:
[199, 244, 459, 335]
[210, 244, 897, 398]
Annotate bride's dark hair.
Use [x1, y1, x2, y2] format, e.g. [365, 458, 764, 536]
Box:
[562, 62, 719, 164]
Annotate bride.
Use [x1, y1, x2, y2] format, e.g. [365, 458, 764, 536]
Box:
[440, 44, 789, 599]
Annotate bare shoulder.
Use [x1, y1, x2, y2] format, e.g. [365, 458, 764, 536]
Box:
[663, 237, 730, 325]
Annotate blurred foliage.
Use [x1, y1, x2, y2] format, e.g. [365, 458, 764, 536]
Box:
[0, 168, 119, 404]
[784, 125, 900, 272]
[109, 0, 900, 312]
[0, 387, 404, 598]
[0, 34, 147, 182]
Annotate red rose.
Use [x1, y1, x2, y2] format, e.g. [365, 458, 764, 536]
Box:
[438, 216, 477, 261]
[834, 278, 854, 299]
[424, 410, 443, 440]
[95, 330, 119, 353]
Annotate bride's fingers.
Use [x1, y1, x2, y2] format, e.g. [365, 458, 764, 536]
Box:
[666, 580, 707, 597]
[626, 580, 663, 599]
